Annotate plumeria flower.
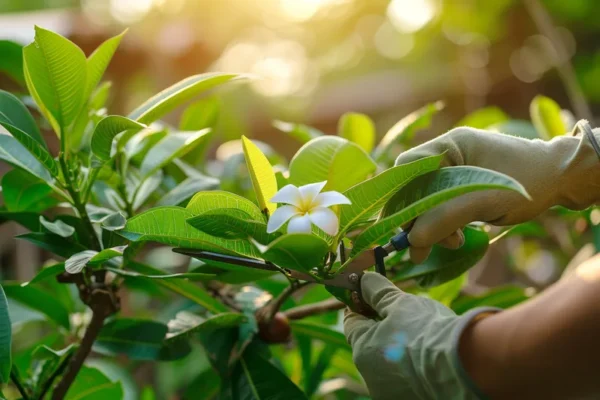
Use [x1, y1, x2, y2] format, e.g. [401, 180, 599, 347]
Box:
[267, 181, 351, 236]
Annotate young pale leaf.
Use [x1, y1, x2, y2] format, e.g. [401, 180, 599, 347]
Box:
[339, 154, 443, 233]
[241, 136, 277, 215]
[17, 232, 86, 258]
[272, 120, 323, 144]
[101, 212, 127, 231]
[65, 246, 126, 274]
[127, 261, 228, 313]
[94, 319, 168, 360]
[85, 30, 127, 99]
[289, 136, 377, 192]
[186, 191, 264, 221]
[187, 209, 276, 244]
[140, 130, 210, 178]
[262, 234, 329, 273]
[456, 106, 509, 129]
[373, 101, 444, 160]
[348, 166, 529, 259]
[128, 73, 242, 124]
[3, 282, 70, 328]
[91, 115, 146, 160]
[392, 227, 488, 288]
[0, 40, 24, 85]
[0, 135, 52, 182]
[157, 176, 220, 207]
[2, 169, 57, 212]
[530, 95, 567, 140]
[0, 90, 45, 146]
[23, 26, 87, 136]
[290, 320, 350, 350]
[121, 206, 261, 258]
[40, 216, 75, 238]
[0, 285, 11, 383]
[65, 366, 124, 400]
[338, 112, 375, 153]
[0, 121, 59, 176]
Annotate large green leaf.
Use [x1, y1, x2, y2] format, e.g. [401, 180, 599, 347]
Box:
[0, 210, 41, 231]
[0, 40, 24, 85]
[126, 261, 228, 313]
[451, 285, 530, 315]
[0, 90, 44, 146]
[338, 112, 375, 153]
[121, 206, 261, 258]
[242, 136, 277, 215]
[0, 135, 51, 182]
[85, 30, 126, 100]
[187, 209, 276, 244]
[262, 234, 329, 273]
[373, 101, 444, 160]
[289, 136, 376, 192]
[231, 349, 307, 400]
[392, 228, 488, 287]
[179, 96, 220, 131]
[339, 154, 443, 233]
[0, 285, 11, 384]
[140, 130, 210, 178]
[186, 191, 264, 221]
[290, 321, 349, 350]
[456, 106, 509, 129]
[157, 176, 220, 207]
[94, 319, 168, 360]
[128, 73, 242, 124]
[189, 260, 275, 284]
[0, 121, 58, 176]
[91, 116, 146, 160]
[348, 166, 529, 259]
[3, 282, 70, 329]
[273, 120, 323, 144]
[17, 232, 86, 258]
[2, 169, 56, 212]
[65, 366, 124, 400]
[23, 26, 86, 137]
[104, 267, 215, 281]
[22, 263, 65, 286]
[530, 95, 566, 140]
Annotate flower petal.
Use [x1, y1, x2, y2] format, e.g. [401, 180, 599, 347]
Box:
[287, 214, 312, 234]
[308, 207, 339, 236]
[314, 191, 352, 208]
[299, 181, 327, 206]
[267, 205, 300, 233]
[271, 184, 302, 206]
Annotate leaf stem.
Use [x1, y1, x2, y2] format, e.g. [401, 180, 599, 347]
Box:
[11, 368, 30, 400]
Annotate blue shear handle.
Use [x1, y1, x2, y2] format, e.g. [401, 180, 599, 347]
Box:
[390, 231, 410, 251]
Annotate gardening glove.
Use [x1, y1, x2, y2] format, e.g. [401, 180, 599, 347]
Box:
[395, 122, 600, 263]
[344, 272, 498, 400]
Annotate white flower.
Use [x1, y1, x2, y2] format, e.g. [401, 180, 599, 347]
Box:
[267, 181, 351, 236]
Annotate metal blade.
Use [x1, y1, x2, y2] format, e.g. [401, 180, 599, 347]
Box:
[172, 249, 280, 272]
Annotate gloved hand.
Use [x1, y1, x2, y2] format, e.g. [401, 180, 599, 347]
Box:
[395, 122, 600, 263]
[344, 272, 497, 400]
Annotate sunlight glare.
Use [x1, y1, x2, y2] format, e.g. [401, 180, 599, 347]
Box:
[387, 0, 436, 33]
[279, 0, 339, 22]
[109, 0, 155, 24]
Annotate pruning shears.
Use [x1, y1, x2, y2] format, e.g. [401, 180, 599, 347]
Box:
[173, 231, 410, 317]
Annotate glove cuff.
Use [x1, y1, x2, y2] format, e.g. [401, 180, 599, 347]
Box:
[450, 307, 502, 400]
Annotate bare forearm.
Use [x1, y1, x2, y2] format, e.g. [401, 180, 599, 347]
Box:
[460, 258, 600, 399]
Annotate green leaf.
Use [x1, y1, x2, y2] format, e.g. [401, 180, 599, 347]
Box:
[338, 112, 375, 153]
[94, 319, 168, 360]
[186, 191, 264, 221]
[2, 169, 56, 212]
[289, 136, 377, 192]
[3, 282, 70, 328]
[290, 321, 349, 350]
[90, 81, 112, 111]
[530, 95, 567, 140]
[427, 273, 467, 306]
[187, 209, 276, 244]
[349, 166, 529, 258]
[0, 121, 59, 177]
[101, 212, 127, 231]
[189, 260, 275, 284]
[65, 366, 124, 400]
[0, 40, 24, 85]
[132, 170, 163, 210]
[126, 261, 228, 313]
[140, 130, 210, 178]
[241, 136, 277, 215]
[0, 90, 44, 146]
[184, 368, 221, 400]
[104, 267, 215, 281]
[456, 106, 509, 129]
[85, 30, 126, 100]
[0, 210, 41, 231]
[0, 285, 11, 383]
[262, 234, 329, 273]
[232, 349, 307, 400]
[91, 116, 146, 160]
[121, 206, 261, 258]
[128, 73, 243, 124]
[40, 216, 75, 237]
[157, 176, 220, 207]
[339, 154, 443, 233]
[451, 285, 530, 315]
[23, 26, 87, 136]
[273, 120, 323, 144]
[179, 96, 220, 131]
[65, 246, 126, 274]
[17, 232, 86, 258]
[30, 344, 76, 398]
[306, 346, 336, 397]
[373, 101, 444, 160]
[0, 135, 52, 182]
[22, 263, 65, 286]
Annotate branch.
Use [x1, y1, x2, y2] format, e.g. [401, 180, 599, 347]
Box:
[257, 281, 312, 323]
[284, 298, 345, 320]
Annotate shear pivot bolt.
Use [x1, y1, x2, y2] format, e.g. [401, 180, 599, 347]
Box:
[348, 273, 359, 283]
